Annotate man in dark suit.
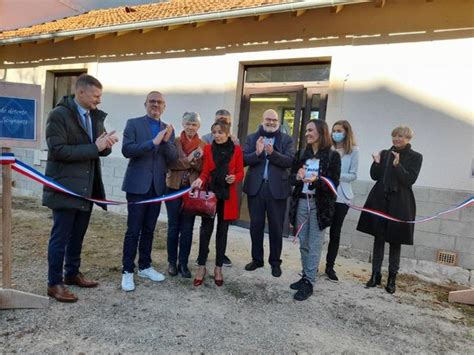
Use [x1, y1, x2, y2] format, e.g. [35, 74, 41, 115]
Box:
[243, 109, 295, 277]
[43, 74, 118, 302]
[121, 91, 177, 292]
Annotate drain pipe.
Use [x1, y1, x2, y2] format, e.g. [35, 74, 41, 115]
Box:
[0, 0, 373, 45]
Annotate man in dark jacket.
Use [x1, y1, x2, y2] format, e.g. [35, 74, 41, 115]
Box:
[120, 91, 177, 292]
[43, 74, 118, 302]
[243, 109, 295, 277]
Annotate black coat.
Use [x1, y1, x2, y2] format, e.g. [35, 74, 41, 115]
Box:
[289, 147, 341, 230]
[356, 144, 423, 245]
[243, 127, 295, 199]
[42, 95, 111, 211]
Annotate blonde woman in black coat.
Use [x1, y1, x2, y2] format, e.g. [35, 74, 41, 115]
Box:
[357, 126, 422, 294]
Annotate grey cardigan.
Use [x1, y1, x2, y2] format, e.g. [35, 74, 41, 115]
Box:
[336, 146, 359, 204]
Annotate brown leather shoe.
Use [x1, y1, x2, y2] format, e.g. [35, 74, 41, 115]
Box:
[47, 285, 78, 303]
[64, 272, 99, 288]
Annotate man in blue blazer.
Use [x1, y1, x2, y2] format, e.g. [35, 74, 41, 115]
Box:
[243, 109, 295, 277]
[121, 91, 177, 291]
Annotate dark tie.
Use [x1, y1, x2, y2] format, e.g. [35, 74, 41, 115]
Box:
[84, 112, 92, 140]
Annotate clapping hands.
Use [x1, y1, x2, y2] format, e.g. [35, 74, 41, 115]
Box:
[95, 130, 119, 152]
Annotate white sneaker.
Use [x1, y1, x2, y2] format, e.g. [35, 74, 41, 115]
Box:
[121, 272, 135, 292]
[138, 267, 165, 282]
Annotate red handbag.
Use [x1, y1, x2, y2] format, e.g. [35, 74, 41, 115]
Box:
[181, 189, 217, 218]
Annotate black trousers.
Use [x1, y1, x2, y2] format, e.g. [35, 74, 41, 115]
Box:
[198, 199, 230, 267]
[372, 237, 401, 274]
[326, 202, 349, 269]
[247, 181, 286, 266]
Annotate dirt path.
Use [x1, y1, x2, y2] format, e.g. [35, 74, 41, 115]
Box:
[1, 197, 473, 353]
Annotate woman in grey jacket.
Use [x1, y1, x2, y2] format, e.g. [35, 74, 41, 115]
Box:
[325, 120, 359, 281]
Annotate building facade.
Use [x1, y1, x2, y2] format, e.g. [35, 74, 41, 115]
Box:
[1, 0, 473, 280]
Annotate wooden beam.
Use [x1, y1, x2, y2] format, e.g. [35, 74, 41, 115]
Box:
[192, 21, 208, 28]
[94, 32, 111, 39]
[53, 37, 69, 43]
[222, 18, 237, 24]
[293, 9, 306, 17]
[73, 34, 91, 41]
[116, 30, 134, 37]
[140, 28, 157, 34]
[331, 5, 344, 13]
[0, 289, 49, 309]
[448, 289, 474, 305]
[255, 14, 271, 22]
[165, 24, 184, 31]
[35, 39, 52, 44]
[375, 0, 386, 8]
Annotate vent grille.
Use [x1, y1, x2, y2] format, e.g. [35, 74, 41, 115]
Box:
[436, 250, 457, 266]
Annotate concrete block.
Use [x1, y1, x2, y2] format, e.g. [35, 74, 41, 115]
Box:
[112, 186, 125, 197]
[114, 166, 126, 178]
[345, 207, 361, 222]
[352, 195, 368, 207]
[101, 165, 114, 178]
[440, 220, 474, 238]
[413, 187, 430, 202]
[352, 234, 373, 251]
[414, 245, 437, 262]
[417, 201, 461, 221]
[399, 257, 417, 273]
[25, 149, 34, 158]
[400, 245, 415, 259]
[428, 189, 472, 205]
[448, 289, 474, 305]
[341, 219, 358, 234]
[455, 236, 474, 254]
[416, 260, 470, 285]
[415, 231, 455, 250]
[414, 219, 441, 234]
[346, 248, 371, 263]
[352, 181, 371, 195]
[458, 252, 474, 270]
[104, 185, 113, 195]
[471, 271, 474, 287]
[339, 232, 352, 247]
[460, 207, 474, 223]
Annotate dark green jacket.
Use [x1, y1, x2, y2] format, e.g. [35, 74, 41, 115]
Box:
[42, 95, 111, 211]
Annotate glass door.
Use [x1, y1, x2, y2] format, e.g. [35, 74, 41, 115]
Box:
[236, 86, 304, 229]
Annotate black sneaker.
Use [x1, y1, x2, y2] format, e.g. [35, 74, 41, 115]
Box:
[222, 255, 232, 267]
[244, 260, 264, 271]
[293, 278, 313, 301]
[290, 277, 305, 290]
[325, 268, 339, 282]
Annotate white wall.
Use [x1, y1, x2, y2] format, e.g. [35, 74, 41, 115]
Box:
[3, 37, 473, 191]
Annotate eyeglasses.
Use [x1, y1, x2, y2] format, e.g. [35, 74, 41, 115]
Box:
[148, 99, 165, 105]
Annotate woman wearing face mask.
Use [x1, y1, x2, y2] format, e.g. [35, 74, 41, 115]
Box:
[357, 126, 422, 294]
[191, 120, 244, 287]
[325, 120, 359, 282]
[165, 112, 205, 278]
[289, 119, 341, 301]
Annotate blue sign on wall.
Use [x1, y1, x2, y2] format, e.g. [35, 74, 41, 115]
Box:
[0, 96, 36, 140]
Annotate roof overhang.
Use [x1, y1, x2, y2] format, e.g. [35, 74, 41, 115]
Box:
[0, 0, 373, 46]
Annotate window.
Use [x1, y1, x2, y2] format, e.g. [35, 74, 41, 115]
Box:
[52, 71, 86, 107]
[245, 63, 330, 83]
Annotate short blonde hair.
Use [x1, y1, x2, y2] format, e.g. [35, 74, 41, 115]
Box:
[391, 125, 414, 140]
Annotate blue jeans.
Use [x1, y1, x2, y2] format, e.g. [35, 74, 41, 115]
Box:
[48, 207, 92, 287]
[296, 198, 324, 283]
[165, 188, 196, 267]
[122, 186, 161, 273]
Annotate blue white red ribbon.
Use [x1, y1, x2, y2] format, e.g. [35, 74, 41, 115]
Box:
[1, 153, 472, 220]
[0, 153, 190, 205]
[293, 175, 473, 242]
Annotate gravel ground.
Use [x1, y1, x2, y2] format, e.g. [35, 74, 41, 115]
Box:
[1, 197, 473, 353]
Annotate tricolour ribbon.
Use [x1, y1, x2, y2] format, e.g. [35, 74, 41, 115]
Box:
[1, 153, 191, 205]
[292, 175, 473, 243]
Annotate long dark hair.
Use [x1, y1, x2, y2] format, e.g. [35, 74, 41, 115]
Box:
[307, 119, 332, 150]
